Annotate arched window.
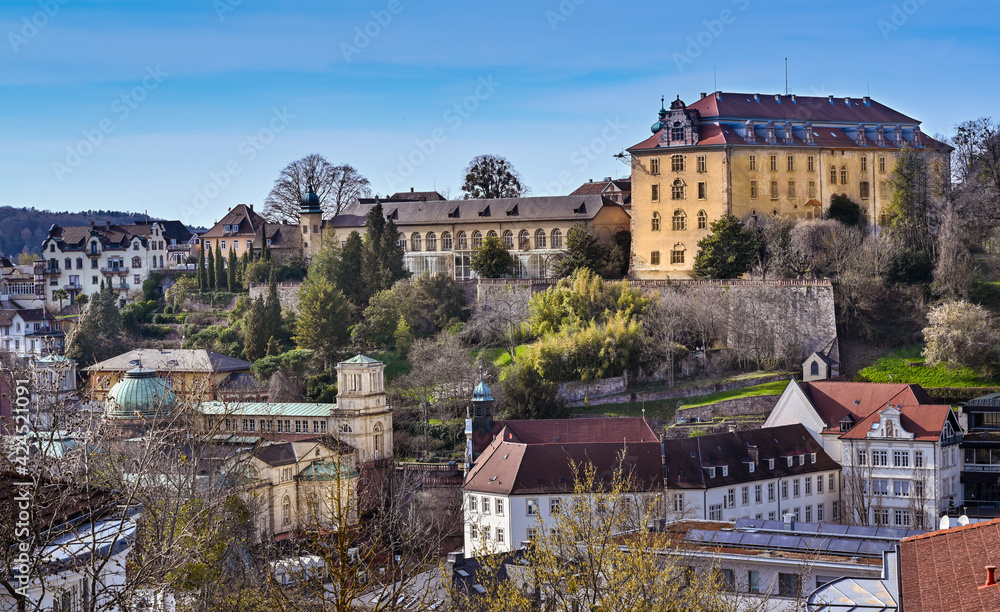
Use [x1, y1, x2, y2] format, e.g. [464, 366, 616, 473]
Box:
[670, 244, 686, 264]
[671, 154, 685, 172]
[518, 230, 530, 249]
[830, 166, 837, 184]
[503, 230, 514, 249]
[397, 233, 406, 250]
[672, 209, 687, 231]
[441, 232, 453, 251]
[697, 210, 708, 230]
[132, 256, 141, 268]
[651, 212, 661, 231]
[672, 122, 684, 142]
[282, 495, 291, 526]
[840, 165, 848, 185]
[426, 232, 437, 251]
[411, 232, 421, 251]
[535, 229, 546, 249]
[487, 230, 498, 239]
[810, 361, 819, 377]
[550, 228, 563, 249]
[457, 231, 468, 250]
[671, 179, 686, 200]
[472, 231, 483, 249]
[374, 423, 384, 460]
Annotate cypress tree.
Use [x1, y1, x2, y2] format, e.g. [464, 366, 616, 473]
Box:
[227, 248, 238, 292]
[264, 269, 281, 343]
[243, 297, 267, 361]
[206, 243, 216, 289]
[215, 243, 225, 290]
[336, 230, 364, 306]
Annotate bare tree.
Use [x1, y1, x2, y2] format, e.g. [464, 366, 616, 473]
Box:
[263, 154, 372, 224]
[841, 439, 876, 527]
[461, 284, 531, 365]
[933, 201, 975, 299]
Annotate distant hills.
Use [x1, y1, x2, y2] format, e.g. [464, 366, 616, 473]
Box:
[0, 206, 205, 260]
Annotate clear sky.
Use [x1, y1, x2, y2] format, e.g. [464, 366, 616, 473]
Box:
[1, 0, 996, 229]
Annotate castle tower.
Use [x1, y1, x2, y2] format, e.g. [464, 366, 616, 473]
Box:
[300, 183, 324, 260]
[334, 355, 392, 462]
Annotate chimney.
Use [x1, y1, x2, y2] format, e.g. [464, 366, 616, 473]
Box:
[790, 94, 796, 103]
[863, 96, 871, 106]
[783, 513, 795, 531]
[828, 95, 835, 104]
[775, 94, 781, 103]
[748, 445, 759, 463]
[249, 204, 253, 212]
[410, 187, 414, 192]
[980, 566, 998, 589]
[715, 92, 722, 100]
[844, 96, 852, 106]
[700, 92, 707, 99]
[589, 178, 593, 183]
[753, 93, 760, 103]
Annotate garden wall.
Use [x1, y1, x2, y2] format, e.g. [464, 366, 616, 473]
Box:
[249, 281, 303, 313]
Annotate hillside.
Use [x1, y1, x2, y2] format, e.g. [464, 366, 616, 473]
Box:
[0, 206, 202, 259]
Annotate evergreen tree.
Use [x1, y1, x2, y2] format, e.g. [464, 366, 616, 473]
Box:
[336, 230, 365, 306]
[266, 335, 281, 357]
[197, 248, 206, 291]
[470, 235, 514, 278]
[360, 203, 410, 304]
[555, 224, 605, 277]
[259, 220, 272, 261]
[692, 213, 757, 279]
[227, 248, 238, 292]
[206, 243, 216, 289]
[66, 282, 127, 367]
[294, 277, 351, 369]
[264, 269, 282, 343]
[215, 243, 226, 290]
[382, 217, 409, 285]
[243, 297, 267, 362]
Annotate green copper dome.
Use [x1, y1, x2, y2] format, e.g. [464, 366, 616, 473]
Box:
[472, 380, 494, 403]
[105, 367, 176, 420]
[300, 184, 322, 215]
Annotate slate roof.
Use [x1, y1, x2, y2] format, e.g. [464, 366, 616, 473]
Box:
[691, 92, 918, 124]
[662, 424, 838, 490]
[45, 224, 139, 251]
[85, 349, 252, 374]
[121, 221, 194, 242]
[330, 195, 621, 230]
[899, 517, 1000, 611]
[255, 441, 299, 467]
[570, 178, 631, 196]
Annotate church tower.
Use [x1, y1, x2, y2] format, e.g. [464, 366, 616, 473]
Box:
[333, 355, 393, 463]
[300, 183, 324, 260]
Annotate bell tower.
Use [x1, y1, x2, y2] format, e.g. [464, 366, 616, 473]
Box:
[334, 354, 392, 462]
[300, 183, 324, 260]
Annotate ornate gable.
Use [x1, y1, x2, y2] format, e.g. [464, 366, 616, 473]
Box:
[657, 96, 701, 147]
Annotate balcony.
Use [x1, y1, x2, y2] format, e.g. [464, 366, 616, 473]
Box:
[964, 464, 1000, 473]
[63, 283, 83, 291]
[115, 283, 130, 290]
[101, 266, 130, 275]
[42, 266, 61, 275]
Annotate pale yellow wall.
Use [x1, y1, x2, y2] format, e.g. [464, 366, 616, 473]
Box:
[631, 145, 950, 279]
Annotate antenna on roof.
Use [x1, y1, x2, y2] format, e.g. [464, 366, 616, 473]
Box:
[784, 58, 788, 95]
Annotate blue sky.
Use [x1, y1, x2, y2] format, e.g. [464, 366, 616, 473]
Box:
[1, 0, 997, 228]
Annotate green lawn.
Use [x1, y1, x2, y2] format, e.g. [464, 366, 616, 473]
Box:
[858, 345, 1000, 388]
[571, 379, 790, 421]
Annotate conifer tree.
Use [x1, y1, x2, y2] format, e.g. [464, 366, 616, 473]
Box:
[336, 230, 365, 306]
[294, 277, 351, 369]
[243, 297, 267, 362]
[360, 202, 409, 303]
[215, 243, 226, 290]
[66, 282, 127, 367]
[206, 243, 216, 289]
[264, 269, 282, 343]
[227, 248, 238, 292]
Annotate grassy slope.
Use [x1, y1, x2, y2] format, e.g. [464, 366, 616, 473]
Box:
[857, 345, 1000, 388]
[572, 380, 790, 421]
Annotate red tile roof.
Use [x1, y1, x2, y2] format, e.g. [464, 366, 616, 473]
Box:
[801, 381, 936, 434]
[899, 518, 1000, 611]
[840, 404, 953, 442]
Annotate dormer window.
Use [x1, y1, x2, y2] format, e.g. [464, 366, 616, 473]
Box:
[810, 453, 817, 464]
[798, 455, 805, 466]
[721, 465, 728, 477]
[840, 415, 855, 432]
[786, 456, 793, 467]
[767, 458, 775, 469]
[707, 467, 716, 478]
[747, 462, 755, 473]
[672, 122, 684, 141]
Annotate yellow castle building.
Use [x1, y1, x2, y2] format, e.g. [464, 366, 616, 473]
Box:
[627, 92, 952, 279]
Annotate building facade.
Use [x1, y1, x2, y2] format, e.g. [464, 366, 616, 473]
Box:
[199, 203, 299, 263]
[958, 392, 1000, 517]
[628, 92, 952, 278]
[664, 424, 843, 525]
[331, 195, 630, 280]
[0, 307, 64, 357]
[765, 380, 963, 528]
[40, 221, 193, 306]
[85, 348, 254, 402]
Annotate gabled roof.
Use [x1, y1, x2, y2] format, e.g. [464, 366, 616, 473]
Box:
[121, 220, 193, 242]
[569, 178, 631, 197]
[85, 349, 252, 374]
[200, 204, 264, 238]
[330, 195, 622, 229]
[800, 381, 936, 435]
[840, 404, 954, 442]
[663, 424, 838, 490]
[899, 517, 1000, 611]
